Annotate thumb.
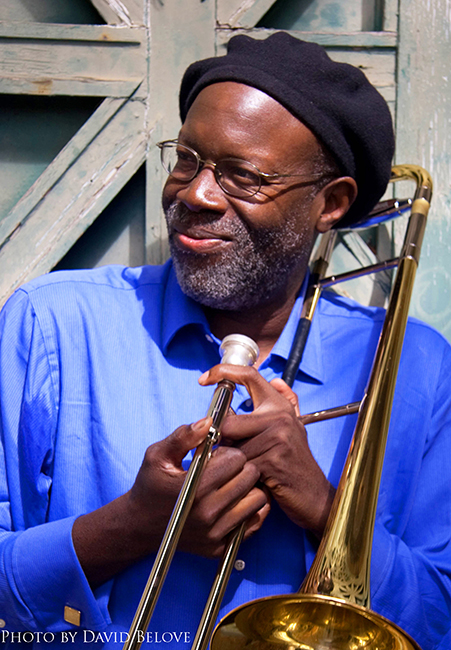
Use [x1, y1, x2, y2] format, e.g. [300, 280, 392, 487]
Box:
[270, 378, 301, 417]
[161, 416, 213, 468]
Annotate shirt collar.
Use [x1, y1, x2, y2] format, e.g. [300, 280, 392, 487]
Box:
[162, 263, 324, 384]
[162, 263, 209, 353]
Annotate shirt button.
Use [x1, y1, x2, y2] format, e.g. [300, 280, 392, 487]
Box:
[0, 619, 5, 628]
[245, 399, 252, 408]
[234, 559, 246, 571]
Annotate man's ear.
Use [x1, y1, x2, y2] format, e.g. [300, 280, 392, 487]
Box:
[314, 177, 358, 233]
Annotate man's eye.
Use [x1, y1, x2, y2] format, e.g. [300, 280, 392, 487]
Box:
[176, 149, 194, 163]
[173, 150, 197, 173]
[228, 165, 259, 185]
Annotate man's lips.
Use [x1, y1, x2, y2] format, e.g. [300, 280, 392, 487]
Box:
[172, 227, 233, 253]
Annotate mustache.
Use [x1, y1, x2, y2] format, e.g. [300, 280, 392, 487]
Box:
[165, 201, 216, 225]
[164, 201, 249, 239]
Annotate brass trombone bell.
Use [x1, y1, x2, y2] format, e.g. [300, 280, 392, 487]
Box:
[212, 595, 421, 650]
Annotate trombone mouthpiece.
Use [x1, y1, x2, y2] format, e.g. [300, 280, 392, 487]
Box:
[220, 334, 259, 367]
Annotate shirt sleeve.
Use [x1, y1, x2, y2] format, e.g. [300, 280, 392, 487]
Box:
[0, 290, 111, 632]
[370, 337, 451, 648]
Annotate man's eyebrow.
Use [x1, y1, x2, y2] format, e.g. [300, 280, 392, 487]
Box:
[174, 136, 280, 174]
[176, 136, 202, 153]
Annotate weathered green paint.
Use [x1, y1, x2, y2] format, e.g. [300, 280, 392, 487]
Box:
[0, 97, 127, 244]
[396, 0, 451, 339]
[55, 166, 146, 270]
[0, 95, 102, 221]
[217, 0, 279, 28]
[144, 1, 216, 264]
[89, 0, 144, 25]
[0, 96, 147, 303]
[0, 0, 103, 24]
[216, 28, 397, 47]
[0, 23, 145, 97]
[256, 0, 384, 31]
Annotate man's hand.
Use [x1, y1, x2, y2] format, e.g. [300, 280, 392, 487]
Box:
[127, 416, 270, 558]
[73, 416, 270, 588]
[199, 365, 335, 539]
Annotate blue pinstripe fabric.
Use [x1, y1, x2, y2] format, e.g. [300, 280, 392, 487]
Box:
[0, 261, 449, 649]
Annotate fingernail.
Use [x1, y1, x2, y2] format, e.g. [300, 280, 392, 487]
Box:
[192, 416, 210, 432]
[198, 370, 209, 384]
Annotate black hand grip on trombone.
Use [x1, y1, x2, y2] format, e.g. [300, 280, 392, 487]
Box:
[282, 317, 312, 388]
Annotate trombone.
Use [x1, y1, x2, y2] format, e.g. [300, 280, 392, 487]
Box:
[211, 165, 432, 650]
[125, 164, 432, 650]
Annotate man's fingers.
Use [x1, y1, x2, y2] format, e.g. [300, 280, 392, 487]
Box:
[158, 416, 212, 468]
[243, 501, 272, 539]
[203, 486, 270, 548]
[199, 364, 280, 409]
[196, 446, 253, 497]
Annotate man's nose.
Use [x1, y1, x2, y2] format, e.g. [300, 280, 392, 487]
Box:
[176, 166, 229, 213]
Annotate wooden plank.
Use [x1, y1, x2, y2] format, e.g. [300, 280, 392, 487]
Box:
[383, 0, 399, 32]
[217, 0, 251, 27]
[144, 1, 216, 264]
[0, 77, 141, 97]
[396, 0, 451, 341]
[217, 0, 277, 28]
[216, 28, 397, 50]
[0, 23, 142, 42]
[121, 0, 144, 24]
[0, 99, 147, 304]
[0, 23, 145, 96]
[89, 0, 132, 26]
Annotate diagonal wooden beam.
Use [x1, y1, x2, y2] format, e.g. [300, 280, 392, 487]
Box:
[0, 98, 127, 245]
[217, 0, 276, 28]
[0, 97, 148, 304]
[89, 0, 144, 26]
[0, 23, 145, 96]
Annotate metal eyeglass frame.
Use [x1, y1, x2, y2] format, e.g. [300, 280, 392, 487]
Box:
[156, 139, 325, 199]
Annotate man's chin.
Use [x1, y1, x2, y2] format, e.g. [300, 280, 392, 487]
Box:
[168, 226, 309, 312]
[171, 254, 258, 311]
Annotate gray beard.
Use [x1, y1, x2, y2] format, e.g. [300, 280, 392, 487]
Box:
[164, 202, 314, 311]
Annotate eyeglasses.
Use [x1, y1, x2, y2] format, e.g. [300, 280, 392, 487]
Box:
[156, 140, 325, 199]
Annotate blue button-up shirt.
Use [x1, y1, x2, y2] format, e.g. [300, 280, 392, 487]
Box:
[0, 261, 450, 649]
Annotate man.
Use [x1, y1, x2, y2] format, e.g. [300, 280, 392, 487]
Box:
[0, 33, 450, 650]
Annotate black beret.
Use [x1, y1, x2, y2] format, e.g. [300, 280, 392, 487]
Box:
[179, 32, 395, 227]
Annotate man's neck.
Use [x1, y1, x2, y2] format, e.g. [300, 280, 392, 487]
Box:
[204, 291, 300, 366]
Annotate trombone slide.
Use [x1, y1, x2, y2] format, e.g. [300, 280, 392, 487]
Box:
[123, 334, 259, 650]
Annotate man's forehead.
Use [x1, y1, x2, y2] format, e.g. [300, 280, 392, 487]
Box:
[182, 82, 316, 141]
[186, 82, 287, 116]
